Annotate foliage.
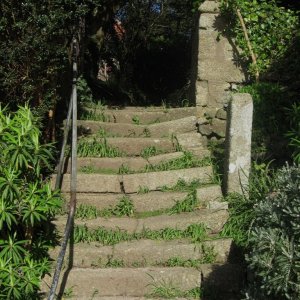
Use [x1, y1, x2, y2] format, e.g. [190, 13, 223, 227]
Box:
[220, 0, 299, 77]
[221, 162, 275, 247]
[0, 0, 121, 121]
[96, 0, 199, 105]
[246, 164, 300, 299]
[0, 105, 61, 299]
[286, 103, 300, 163]
[239, 83, 291, 162]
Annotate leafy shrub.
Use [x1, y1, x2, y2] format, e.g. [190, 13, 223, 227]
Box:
[0, 105, 61, 299]
[286, 103, 300, 163]
[246, 164, 300, 299]
[221, 162, 275, 248]
[239, 83, 290, 161]
[220, 0, 299, 77]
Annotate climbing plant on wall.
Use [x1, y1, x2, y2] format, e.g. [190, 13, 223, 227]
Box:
[220, 0, 299, 79]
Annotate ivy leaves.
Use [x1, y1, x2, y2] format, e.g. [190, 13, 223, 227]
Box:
[220, 0, 299, 77]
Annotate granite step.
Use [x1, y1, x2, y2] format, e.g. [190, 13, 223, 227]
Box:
[63, 152, 185, 173]
[54, 209, 229, 234]
[42, 267, 201, 298]
[83, 106, 197, 124]
[79, 137, 175, 156]
[49, 238, 233, 268]
[77, 116, 197, 138]
[53, 166, 214, 193]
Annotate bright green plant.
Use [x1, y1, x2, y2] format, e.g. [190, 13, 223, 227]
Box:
[286, 103, 300, 163]
[77, 138, 123, 157]
[140, 146, 164, 159]
[246, 164, 300, 299]
[220, 0, 299, 77]
[0, 105, 61, 299]
[221, 162, 275, 247]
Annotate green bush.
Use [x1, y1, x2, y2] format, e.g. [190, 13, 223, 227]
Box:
[220, 0, 299, 77]
[0, 105, 61, 299]
[286, 103, 300, 163]
[239, 83, 290, 161]
[246, 164, 300, 299]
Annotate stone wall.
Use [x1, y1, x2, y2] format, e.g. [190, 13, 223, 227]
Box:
[195, 0, 247, 141]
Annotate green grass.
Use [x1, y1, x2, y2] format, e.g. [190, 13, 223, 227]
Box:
[145, 151, 211, 173]
[147, 279, 202, 299]
[79, 165, 116, 174]
[80, 110, 110, 122]
[74, 196, 135, 220]
[77, 138, 123, 157]
[159, 178, 208, 193]
[140, 146, 164, 159]
[79, 151, 211, 175]
[73, 223, 208, 245]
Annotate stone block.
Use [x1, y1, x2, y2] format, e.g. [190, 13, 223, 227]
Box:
[216, 108, 227, 120]
[199, 13, 225, 30]
[199, 59, 246, 82]
[199, 1, 220, 13]
[199, 30, 236, 62]
[212, 118, 227, 138]
[224, 93, 253, 194]
[196, 80, 209, 106]
[208, 81, 231, 105]
[199, 124, 213, 136]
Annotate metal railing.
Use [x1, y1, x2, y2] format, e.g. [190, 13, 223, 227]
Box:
[47, 37, 79, 300]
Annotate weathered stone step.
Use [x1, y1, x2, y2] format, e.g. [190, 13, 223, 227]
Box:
[54, 209, 228, 234]
[84, 106, 197, 124]
[80, 137, 175, 156]
[122, 166, 213, 193]
[63, 152, 185, 173]
[62, 184, 224, 213]
[53, 166, 213, 193]
[77, 116, 197, 138]
[64, 191, 189, 213]
[43, 267, 200, 298]
[50, 238, 233, 268]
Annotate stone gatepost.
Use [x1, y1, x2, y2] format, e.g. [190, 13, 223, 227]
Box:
[224, 93, 253, 194]
[195, 0, 247, 140]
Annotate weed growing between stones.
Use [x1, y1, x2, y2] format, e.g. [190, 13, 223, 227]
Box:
[77, 138, 123, 157]
[137, 186, 150, 194]
[145, 151, 211, 172]
[73, 223, 209, 245]
[75, 196, 135, 220]
[131, 115, 140, 125]
[147, 279, 201, 299]
[140, 146, 164, 159]
[171, 134, 183, 152]
[160, 178, 208, 193]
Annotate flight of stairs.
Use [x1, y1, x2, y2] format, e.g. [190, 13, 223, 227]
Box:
[44, 106, 243, 299]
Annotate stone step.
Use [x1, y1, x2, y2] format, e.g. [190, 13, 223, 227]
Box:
[77, 116, 197, 138]
[49, 238, 233, 268]
[80, 137, 175, 156]
[63, 152, 185, 173]
[42, 267, 201, 298]
[63, 191, 189, 213]
[62, 184, 224, 213]
[122, 166, 213, 193]
[84, 106, 197, 124]
[54, 209, 228, 234]
[53, 166, 213, 193]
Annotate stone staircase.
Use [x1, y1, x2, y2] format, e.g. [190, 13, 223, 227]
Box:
[44, 106, 243, 299]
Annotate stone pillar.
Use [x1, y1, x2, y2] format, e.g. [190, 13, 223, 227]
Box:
[196, 0, 247, 139]
[224, 93, 253, 194]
